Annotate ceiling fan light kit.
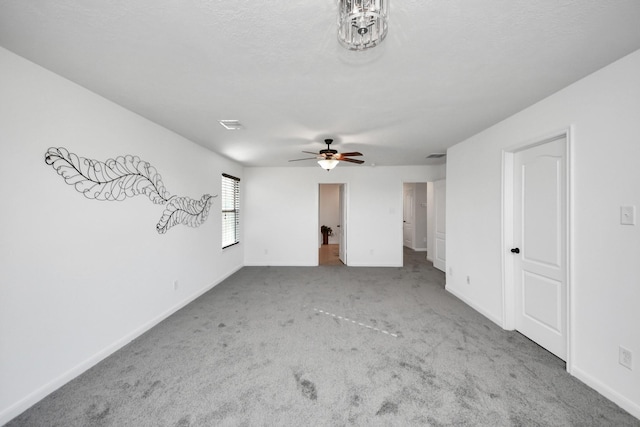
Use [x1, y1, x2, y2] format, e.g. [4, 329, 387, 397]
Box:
[318, 158, 340, 171]
[338, 0, 388, 51]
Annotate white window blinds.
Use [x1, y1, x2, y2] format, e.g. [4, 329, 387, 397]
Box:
[221, 173, 240, 248]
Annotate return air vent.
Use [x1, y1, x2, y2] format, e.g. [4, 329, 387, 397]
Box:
[426, 153, 446, 159]
[218, 120, 243, 130]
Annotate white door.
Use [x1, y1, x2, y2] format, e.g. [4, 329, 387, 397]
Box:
[338, 184, 347, 264]
[513, 137, 567, 360]
[403, 184, 415, 248]
[433, 179, 446, 272]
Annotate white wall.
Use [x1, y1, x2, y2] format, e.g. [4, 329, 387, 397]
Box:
[244, 165, 445, 267]
[319, 184, 340, 245]
[446, 48, 640, 418]
[0, 47, 244, 424]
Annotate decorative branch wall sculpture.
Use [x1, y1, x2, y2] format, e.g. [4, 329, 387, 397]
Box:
[45, 147, 216, 234]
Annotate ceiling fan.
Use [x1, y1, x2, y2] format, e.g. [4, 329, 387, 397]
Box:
[289, 139, 364, 170]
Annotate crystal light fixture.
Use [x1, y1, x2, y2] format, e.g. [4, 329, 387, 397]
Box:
[318, 159, 339, 171]
[338, 0, 388, 51]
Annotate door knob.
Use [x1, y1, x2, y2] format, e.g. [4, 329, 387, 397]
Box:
[511, 248, 520, 254]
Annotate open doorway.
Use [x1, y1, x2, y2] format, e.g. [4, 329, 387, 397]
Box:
[319, 183, 346, 266]
[402, 182, 429, 266]
[402, 181, 445, 269]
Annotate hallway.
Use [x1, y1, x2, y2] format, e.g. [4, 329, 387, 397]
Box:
[318, 244, 342, 266]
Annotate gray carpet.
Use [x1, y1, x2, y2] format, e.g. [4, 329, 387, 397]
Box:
[8, 249, 639, 426]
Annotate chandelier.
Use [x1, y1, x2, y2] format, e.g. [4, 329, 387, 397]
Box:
[337, 0, 389, 51]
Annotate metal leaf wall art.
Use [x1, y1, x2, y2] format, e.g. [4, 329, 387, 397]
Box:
[45, 147, 216, 234]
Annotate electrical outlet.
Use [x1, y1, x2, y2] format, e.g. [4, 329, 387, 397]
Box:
[173, 280, 179, 291]
[466, 275, 471, 285]
[619, 346, 633, 370]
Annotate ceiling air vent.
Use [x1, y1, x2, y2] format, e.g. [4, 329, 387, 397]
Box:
[426, 153, 446, 159]
[218, 120, 243, 130]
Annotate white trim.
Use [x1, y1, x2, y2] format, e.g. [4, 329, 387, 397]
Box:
[571, 366, 640, 420]
[340, 183, 349, 266]
[501, 150, 515, 330]
[432, 179, 447, 272]
[348, 263, 403, 268]
[446, 285, 503, 327]
[244, 262, 318, 267]
[316, 184, 321, 255]
[399, 179, 406, 263]
[0, 265, 242, 426]
[565, 126, 575, 373]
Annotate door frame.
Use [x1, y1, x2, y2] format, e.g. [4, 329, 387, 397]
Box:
[501, 128, 573, 370]
[338, 183, 347, 265]
[402, 182, 416, 249]
[433, 179, 447, 272]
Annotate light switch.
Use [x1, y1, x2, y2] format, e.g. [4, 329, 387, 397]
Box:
[620, 206, 636, 225]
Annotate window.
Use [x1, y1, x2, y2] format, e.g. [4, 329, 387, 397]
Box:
[221, 173, 240, 248]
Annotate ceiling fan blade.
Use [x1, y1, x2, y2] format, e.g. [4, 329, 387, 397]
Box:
[288, 157, 319, 162]
[336, 152, 363, 158]
[338, 157, 365, 164]
[302, 151, 319, 155]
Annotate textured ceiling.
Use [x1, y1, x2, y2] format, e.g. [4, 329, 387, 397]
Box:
[2, 1, 640, 167]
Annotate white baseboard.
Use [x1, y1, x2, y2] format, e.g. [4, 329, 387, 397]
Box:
[347, 263, 403, 267]
[244, 261, 318, 266]
[445, 285, 504, 327]
[403, 246, 427, 252]
[570, 366, 640, 420]
[0, 265, 242, 426]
